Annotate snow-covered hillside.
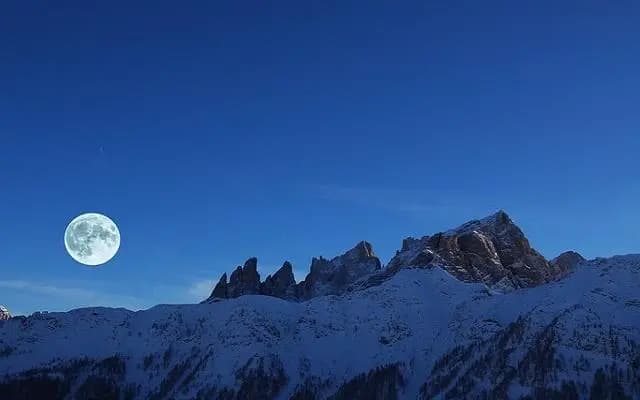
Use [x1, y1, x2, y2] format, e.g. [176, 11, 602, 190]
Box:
[1, 212, 638, 399]
[1, 254, 639, 399]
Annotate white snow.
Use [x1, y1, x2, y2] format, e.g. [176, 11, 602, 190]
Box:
[0, 254, 639, 398]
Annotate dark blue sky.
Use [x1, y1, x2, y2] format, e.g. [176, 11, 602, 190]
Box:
[2, 1, 639, 315]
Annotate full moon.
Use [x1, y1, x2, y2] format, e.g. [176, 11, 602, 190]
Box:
[64, 213, 120, 266]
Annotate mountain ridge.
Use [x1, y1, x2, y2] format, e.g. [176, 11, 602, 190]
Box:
[1, 211, 638, 400]
[206, 240, 383, 303]
[1, 252, 639, 399]
[207, 210, 576, 303]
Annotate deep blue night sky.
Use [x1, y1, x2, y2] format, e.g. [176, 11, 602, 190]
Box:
[2, 1, 639, 315]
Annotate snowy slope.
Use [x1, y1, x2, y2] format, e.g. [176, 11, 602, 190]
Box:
[1, 255, 639, 399]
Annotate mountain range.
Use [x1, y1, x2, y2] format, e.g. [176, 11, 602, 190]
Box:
[1, 211, 638, 399]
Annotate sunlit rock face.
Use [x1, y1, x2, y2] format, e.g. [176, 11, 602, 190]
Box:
[0, 306, 11, 321]
[387, 210, 569, 289]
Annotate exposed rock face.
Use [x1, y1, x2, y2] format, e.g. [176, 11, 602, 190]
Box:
[387, 210, 567, 288]
[261, 262, 297, 299]
[297, 241, 382, 300]
[213, 258, 261, 299]
[0, 306, 11, 321]
[207, 241, 382, 302]
[210, 273, 228, 299]
[208, 211, 579, 300]
[551, 250, 586, 272]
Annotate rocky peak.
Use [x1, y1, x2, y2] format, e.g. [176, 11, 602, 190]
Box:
[0, 305, 11, 320]
[388, 210, 567, 288]
[206, 241, 382, 302]
[447, 209, 512, 235]
[210, 273, 228, 299]
[224, 258, 261, 298]
[343, 240, 376, 260]
[309, 256, 332, 275]
[551, 251, 586, 272]
[457, 211, 535, 268]
[207, 257, 298, 301]
[298, 241, 382, 300]
[276, 261, 294, 279]
[261, 261, 296, 299]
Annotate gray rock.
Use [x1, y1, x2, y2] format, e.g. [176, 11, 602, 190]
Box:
[206, 211, 579, 301]
[261, 261, 296, 299]
[297, 241, 382, 300]
[551, 251, 586, 272]
[227, 266, 243, 298]
[216, 258, 262, 299]
[240, 257, 261, 294]
[387, 210, 565, 288]
[0, 305, 11, 320]
[210, 273, 228, 299]
[206, 241, 382, 302]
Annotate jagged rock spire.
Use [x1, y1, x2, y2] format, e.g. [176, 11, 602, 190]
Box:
[261, 261, 296, 299]
[210, 273, 228, 299]
[0, 305, 11, 320]
[209, 258, 262, 300]
[206, 241, 382, 302]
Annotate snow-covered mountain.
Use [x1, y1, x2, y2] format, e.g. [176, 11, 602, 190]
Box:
[1, 211, 639, 400]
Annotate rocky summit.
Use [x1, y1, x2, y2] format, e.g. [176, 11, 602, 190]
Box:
[0, 306, 10, 321]
[386, 210, 572, 290]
